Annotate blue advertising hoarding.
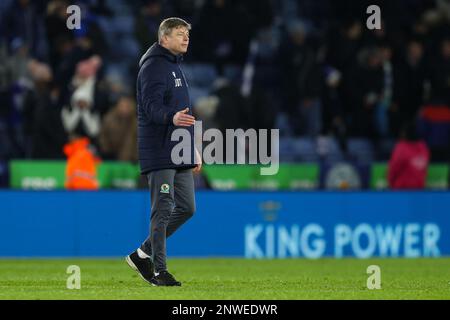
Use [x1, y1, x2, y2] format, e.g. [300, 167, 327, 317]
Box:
[0, 191, 449, 258]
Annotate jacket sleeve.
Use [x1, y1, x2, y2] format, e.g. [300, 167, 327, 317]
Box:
[140, 62, 176, 125]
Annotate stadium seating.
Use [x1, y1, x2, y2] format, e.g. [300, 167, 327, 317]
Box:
[189, 86, 210, 106]
[291, 138, 319, 162]
[278, 137, 297, 162]
[316, 136, 345, 163]
[181, 63, 217, 88]
[222, 64, 242, 84]
[347, 138, 375, 164]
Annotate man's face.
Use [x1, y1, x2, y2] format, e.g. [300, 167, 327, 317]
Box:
[163, 26, 189, 55]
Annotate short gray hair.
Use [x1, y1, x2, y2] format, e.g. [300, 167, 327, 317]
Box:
[158, 17, 191, 43]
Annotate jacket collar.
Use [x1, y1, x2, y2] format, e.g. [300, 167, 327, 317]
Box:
[139, 42, 183, 67]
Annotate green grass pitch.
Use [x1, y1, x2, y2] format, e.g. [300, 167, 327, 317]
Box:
[1, 258, 449, 299]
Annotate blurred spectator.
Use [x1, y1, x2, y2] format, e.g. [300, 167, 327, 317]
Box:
[388, 122, 430, 189]
[322, 66, 347, 149]
[103, 71, 130, 108]
[393, 39, 427, 123]
[193, 95, 219, 131]
[417, 102, 450, 162]
[3, 0, 48, 59]
[376, 42, 394, 138]
[0, 42, 13, 160]
[3, 39, 33, 158]
[326, 20, 363, 72]
[8, 39, 31, 85]
[134, 0, 165, 55]
[363, 19, 391, 48]
[45, 0, 74, 70]
[22, 59, 67, 158]
[54, 36, 98, 99]
[99, 95, 138, 162]
[212, 79, 248, 131]
[0, 42, 10, 119]
[61, 56, 102, 143]
[428, 37, 450, 104]
[344, 46, 383, 138]
[279, 20, 323, 136]
[71, 1, 109, 57]
[170, 0, 200, 21]
[241, 36, 279, 131]
[191, 0, 267, 67]
[51, 0, 110, 100]
[85, 0, 114, 17]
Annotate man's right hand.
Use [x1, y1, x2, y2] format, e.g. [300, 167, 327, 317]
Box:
[173, 108, 195, 126]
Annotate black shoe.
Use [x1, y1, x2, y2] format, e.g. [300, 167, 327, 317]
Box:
[150, 270, 181, 287]
[125, 250, 154, 284]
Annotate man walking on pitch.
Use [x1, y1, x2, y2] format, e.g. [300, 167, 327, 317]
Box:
[126, 17, 201, 287]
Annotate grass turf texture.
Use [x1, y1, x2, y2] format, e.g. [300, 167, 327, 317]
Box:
[0, 258, 449, 300]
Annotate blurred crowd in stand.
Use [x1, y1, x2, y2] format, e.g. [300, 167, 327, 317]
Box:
[0, 0, 449, 169]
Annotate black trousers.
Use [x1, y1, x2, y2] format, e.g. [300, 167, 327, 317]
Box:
[140, 168, 195, 272]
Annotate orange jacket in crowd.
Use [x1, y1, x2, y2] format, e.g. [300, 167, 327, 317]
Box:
[63, 138, 101, 190]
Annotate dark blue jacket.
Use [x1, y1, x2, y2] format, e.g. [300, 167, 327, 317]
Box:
[136, 43, 195, 174]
